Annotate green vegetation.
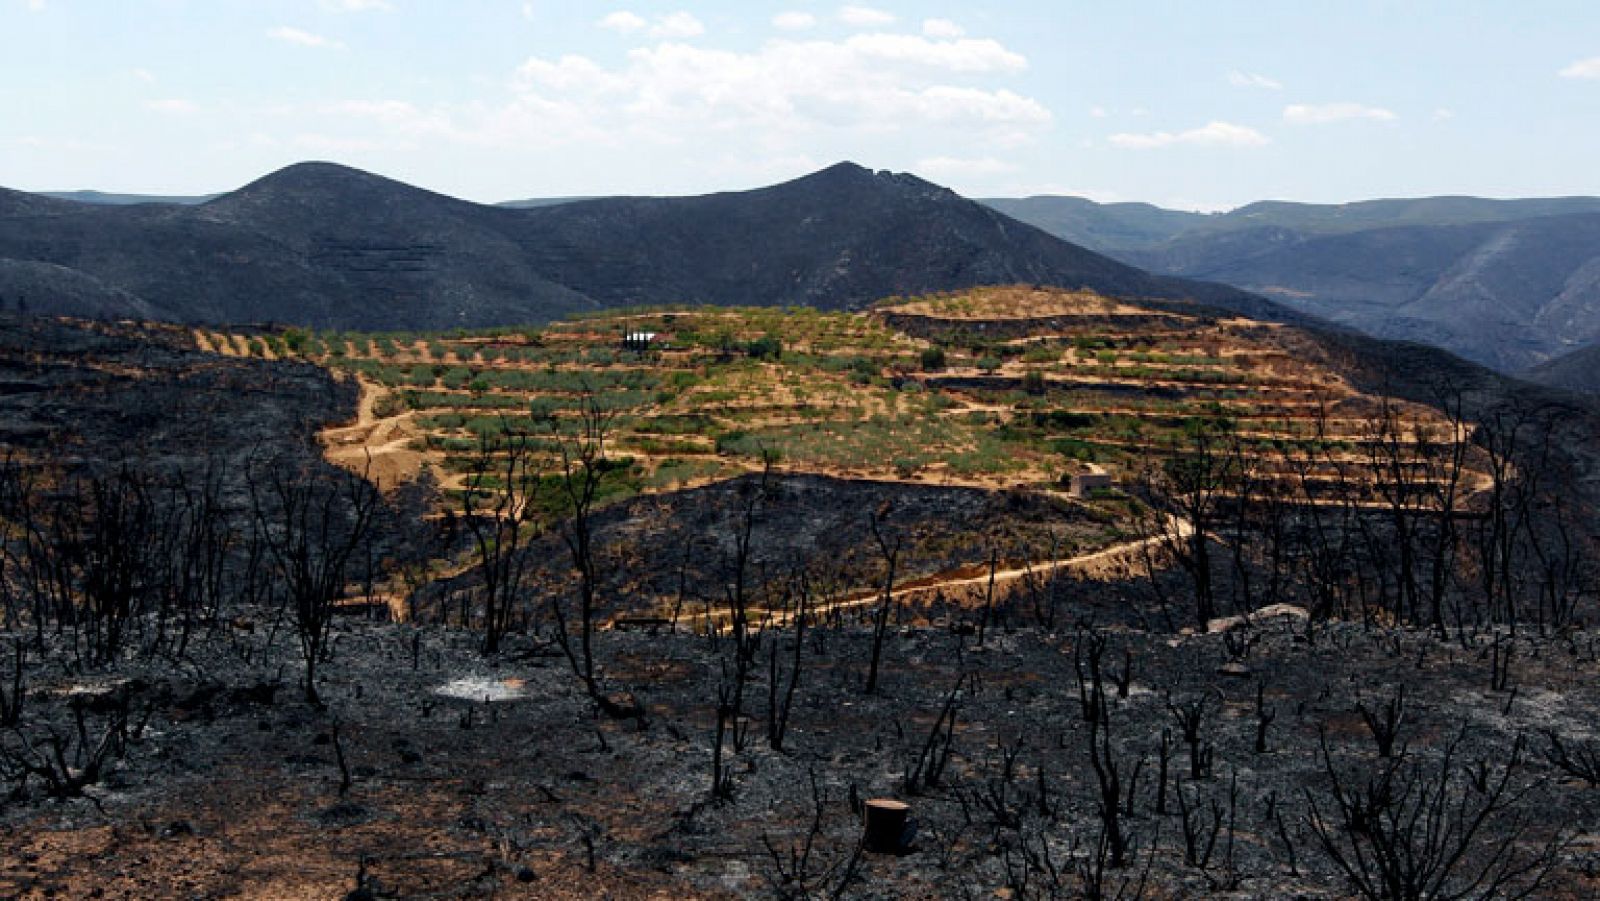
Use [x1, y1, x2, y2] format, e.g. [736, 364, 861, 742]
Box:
[247, 286, 1424, 511]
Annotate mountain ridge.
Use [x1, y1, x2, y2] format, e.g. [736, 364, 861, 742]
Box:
[0, 160, 1290, 331]
[1525, 342, 1600, 395]
[984, 193, 1600, 252]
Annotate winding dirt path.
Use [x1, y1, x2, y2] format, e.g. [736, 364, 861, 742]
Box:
[671, 515, 1190, 632]
[320, 379, 430, 488]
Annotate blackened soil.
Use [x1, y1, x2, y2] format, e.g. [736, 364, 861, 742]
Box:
[420, 473, 1126, 625]
[0, 315, 354, 475]
[2, 603, 1598, 899]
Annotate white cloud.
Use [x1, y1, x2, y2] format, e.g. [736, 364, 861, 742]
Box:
[1432, 108, 1455, 121]
[773, 11, 816, 31]
[839, 5, 895, 27]
[1282, 102, 1396, 124]
[521, 3, 536, 21]
[599, 10, 703, 38]
[130, 68, 157, 84]
[323, 29, 1047, 159]
[915, 156, 1015, 179]
[319, 0, 392, 11]
[267, 26, 345, 49]
[145, 98, 198, 115]
[1227, 70, 1282, 90]
[24, 0, 44, 10]
[922, 18, 964, 39]
[266, 22, 1047, 189]
[844, 34, 1026, 73]
[1560, 56, 1600, 79]
[912, 86, 1048, 124]
[651, 11, 704, 39]
[1109, 120, 1270, 149]
[1089, 105, 1108, 118]
[514, 54, 628, 94]
[597, 11, 647, 32]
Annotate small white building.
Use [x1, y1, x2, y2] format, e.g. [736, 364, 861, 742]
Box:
[620, 331, 658, 352]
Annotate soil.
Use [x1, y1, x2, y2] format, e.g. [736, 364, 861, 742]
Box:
[322, 379, 429, 489]
[2, 605, 1598, 899]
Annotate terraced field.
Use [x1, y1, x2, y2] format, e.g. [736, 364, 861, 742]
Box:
[197, 285, 1486, 514]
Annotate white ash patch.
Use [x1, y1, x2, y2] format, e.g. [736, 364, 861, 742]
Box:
[433, 676, 529, 702]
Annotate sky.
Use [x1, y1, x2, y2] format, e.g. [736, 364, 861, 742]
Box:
[2, 1, 1598, 210]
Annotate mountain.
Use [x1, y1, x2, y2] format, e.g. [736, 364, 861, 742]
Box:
[0, 161, 1283, 331]
[983, 194, 1600, 372]
[40, 190, 217, 206]
[1128, 214, 1600, 372]
[490, 163, 1266, 316]
[0, 164, 594, 327]
[986, 194, 1600, 256]
[976, 196, 1206, 251]
[1525, 343, 1600, 395]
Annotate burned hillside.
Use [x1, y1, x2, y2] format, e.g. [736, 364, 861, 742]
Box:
[0, 298, 1598, 899]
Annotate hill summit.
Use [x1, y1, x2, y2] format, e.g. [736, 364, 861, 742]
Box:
[0, 161, 1276, 330]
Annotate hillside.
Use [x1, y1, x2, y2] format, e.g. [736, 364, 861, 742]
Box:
[0, 166, 595, 327]
[1525, 342, 1600, 395]
[1131, 214, 1600, 372]
[5, 295, 1600, 898]
[203, 286, 1466, 511]
[985, 194, 1600, 372]
[0, 162, 1279, 331]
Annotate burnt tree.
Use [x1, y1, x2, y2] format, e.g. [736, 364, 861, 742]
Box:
[249, 456, 379, 706]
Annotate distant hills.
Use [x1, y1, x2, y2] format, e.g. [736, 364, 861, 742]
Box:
[984, 194, 1600, 373]
[0, 162, 1278, 332]
[1525, 343, 1600, 395]
[18, 168, 1600, 377]
[40, 190, 216, 206]
[979, 197, 1204, 252]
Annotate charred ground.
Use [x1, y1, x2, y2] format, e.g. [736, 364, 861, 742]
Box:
[0, 296, 1598, 899]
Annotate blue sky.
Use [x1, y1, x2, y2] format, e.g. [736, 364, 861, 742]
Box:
[2, 1, 1598, 209]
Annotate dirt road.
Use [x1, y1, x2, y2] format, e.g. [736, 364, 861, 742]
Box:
[671, 515, 1189, 633]
[320, 379, 428, 488]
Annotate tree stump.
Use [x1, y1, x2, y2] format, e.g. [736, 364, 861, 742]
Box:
[863, 798, 909, 853]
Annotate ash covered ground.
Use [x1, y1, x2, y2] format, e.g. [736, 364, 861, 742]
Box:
[3, 605, 1600, 899]
[2, 316, 1599, 899]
